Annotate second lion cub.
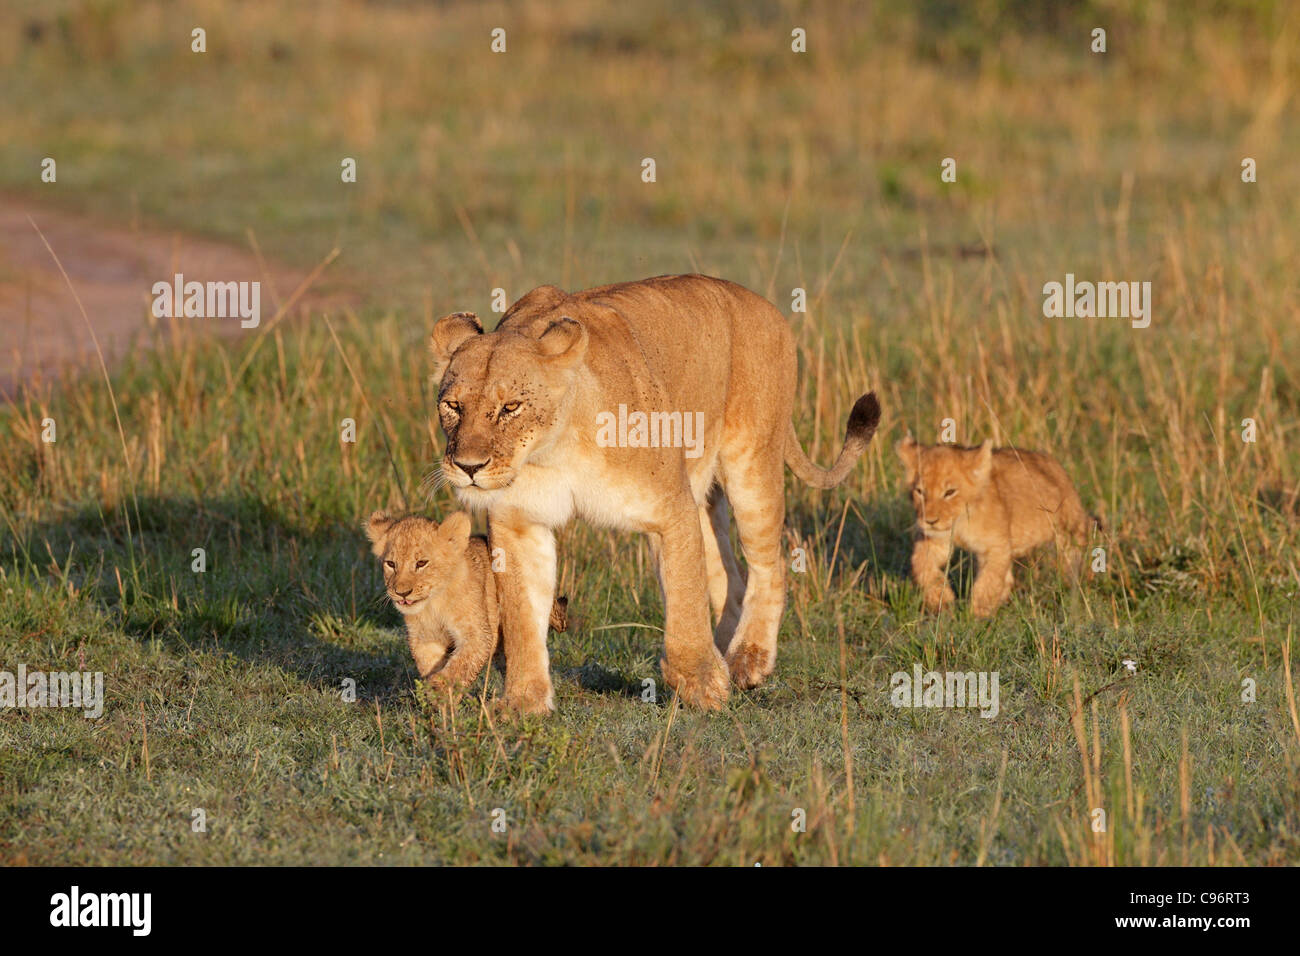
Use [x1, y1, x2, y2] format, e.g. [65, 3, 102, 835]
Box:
[364, 510, 568, 695]
[896, 437, 1096, 617]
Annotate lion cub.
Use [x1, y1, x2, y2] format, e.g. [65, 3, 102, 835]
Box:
[896, 437, 1095, 617]
[364, 511, 568, 694]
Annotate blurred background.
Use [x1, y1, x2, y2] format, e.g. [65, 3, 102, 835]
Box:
[2, 0, 1294, 314]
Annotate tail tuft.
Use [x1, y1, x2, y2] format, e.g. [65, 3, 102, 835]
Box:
[785, 390, 882, 490]
[847, 391, 882, 443]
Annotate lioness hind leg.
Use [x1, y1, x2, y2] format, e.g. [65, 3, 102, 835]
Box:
[700, 487, 746, 655]
[721, 450, 787, 690]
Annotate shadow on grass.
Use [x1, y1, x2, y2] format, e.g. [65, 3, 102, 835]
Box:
[563, 659, 655, 702]
[786, 492, 916, 584]
[11, 494, 413, 702]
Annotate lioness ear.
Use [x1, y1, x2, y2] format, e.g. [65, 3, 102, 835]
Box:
[536, 316, 587, 368]
[364, 510, 395, 555]
[430, 312, 483, 377]
[895, 435, 919, 484]
[972, 439, 994, 485]
[435, 511, 472, 545]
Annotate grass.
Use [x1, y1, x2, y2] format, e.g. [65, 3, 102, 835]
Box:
[2, 0, 1300, 865]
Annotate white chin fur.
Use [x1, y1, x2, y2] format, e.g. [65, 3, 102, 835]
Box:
[455, 484, 498, 505]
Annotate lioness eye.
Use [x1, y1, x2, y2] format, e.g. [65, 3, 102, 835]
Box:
[943, 488, 957, 498]
[384, 560, 395, 569]
[441, 400, 460, 414]
[415, 560, 427, 569]
[501, 402, 521, 416]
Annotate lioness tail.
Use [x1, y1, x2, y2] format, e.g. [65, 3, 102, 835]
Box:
[784, 392, 881, 490]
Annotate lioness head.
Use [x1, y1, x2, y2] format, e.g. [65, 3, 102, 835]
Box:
[363, 511, 472, 615]
[429, 310, 588, 498]
[896, 437, 993, 535]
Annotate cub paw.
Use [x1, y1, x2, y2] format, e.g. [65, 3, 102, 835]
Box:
[726, 641, 775, 690]
[503, 680, 556, 716]
[969, 595, 1005, 619]
[922, 586, 957, 614]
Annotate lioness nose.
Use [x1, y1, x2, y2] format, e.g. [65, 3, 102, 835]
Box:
[454, 457, 489, 478]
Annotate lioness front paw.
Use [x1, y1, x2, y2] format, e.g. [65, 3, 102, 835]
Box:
[661, 654, 730, 710]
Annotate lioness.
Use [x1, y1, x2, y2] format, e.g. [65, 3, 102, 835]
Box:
[431, 275, 880, 713]
[896, 437, 1096, 617]
[364, 510, 568, 694]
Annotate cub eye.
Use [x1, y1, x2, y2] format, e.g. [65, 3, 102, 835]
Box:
[415, 559, 428, 569]
[500, 402, 521, 416]
[384, 560, 395, 569]
[943, 488, 957, 499]
[913, 488, 925, 498]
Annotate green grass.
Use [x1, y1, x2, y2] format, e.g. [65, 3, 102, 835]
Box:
[2, 0, 1300, 865]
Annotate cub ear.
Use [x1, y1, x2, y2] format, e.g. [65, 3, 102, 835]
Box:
[430, 312, 483, 377]
[971, 439, 994, 484]
[435, 511, 472, 545]
[895, 434, 919, 484]
[536, 316, 587, 369]
[364, 510, 395, 555]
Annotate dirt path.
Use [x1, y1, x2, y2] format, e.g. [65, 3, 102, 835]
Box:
[0, 196, 351, 397]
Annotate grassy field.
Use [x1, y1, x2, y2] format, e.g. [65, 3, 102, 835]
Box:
[2, 0, 1300, 864]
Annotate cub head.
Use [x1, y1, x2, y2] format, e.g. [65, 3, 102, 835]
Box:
[896, 437, 993, 535]
[430, 309, 587, 499]
[363, 510, 473, 615]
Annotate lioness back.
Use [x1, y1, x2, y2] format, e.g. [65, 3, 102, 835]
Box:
[497, 274, 795, 429]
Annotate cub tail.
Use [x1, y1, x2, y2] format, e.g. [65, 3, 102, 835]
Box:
[549, 596, 569, 632]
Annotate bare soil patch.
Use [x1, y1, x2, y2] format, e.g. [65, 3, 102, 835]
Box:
[0, 196, 351, 397]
